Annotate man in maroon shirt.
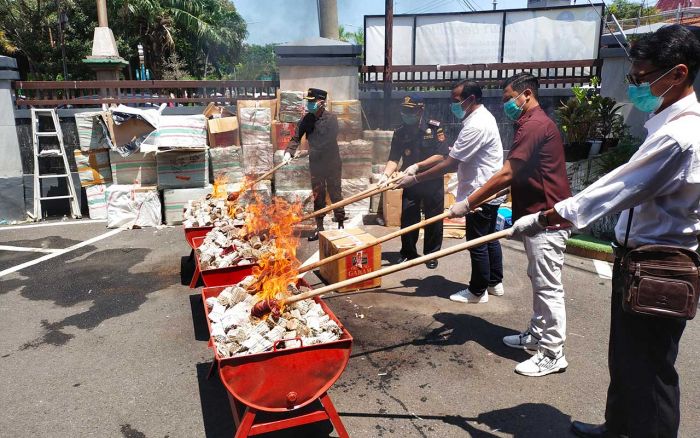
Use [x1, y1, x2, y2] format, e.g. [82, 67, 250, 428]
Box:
[449, 72, 572, 377]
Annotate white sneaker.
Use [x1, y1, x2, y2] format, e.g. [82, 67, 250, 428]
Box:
[503, 330, 539, 351]
[515, 349, 568, 377]
[487, 283, 505, 296]
[449, 288, 488, 303]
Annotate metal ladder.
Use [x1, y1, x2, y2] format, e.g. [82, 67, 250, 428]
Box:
[29, 108, 82, 220]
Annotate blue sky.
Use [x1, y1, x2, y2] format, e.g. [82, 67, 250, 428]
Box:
[232, 0, 534, 45]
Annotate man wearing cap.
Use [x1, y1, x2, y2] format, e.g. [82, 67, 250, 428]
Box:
[284, 88, 345, 241]
[378, 95, 449, 268]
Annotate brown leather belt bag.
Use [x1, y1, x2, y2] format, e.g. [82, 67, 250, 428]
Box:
[620, 245, 700, 319]
[619, 209, 700, 320]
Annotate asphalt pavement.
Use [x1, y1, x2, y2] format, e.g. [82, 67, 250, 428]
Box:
[0, 219, 698, 437]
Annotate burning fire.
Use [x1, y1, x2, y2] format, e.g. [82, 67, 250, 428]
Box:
[211, 175, 229, 199]
[244, 193, 303, 311]
[226, 175, 257, 216]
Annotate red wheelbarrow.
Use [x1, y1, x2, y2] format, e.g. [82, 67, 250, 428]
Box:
[202, 285, 352, 438]
[184, 227, 213, 288]
[192, 236, 258, 288]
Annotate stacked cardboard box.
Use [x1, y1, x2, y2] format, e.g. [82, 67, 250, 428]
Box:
[318, 228, 381, 292]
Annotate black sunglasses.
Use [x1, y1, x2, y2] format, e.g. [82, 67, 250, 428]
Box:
[626, 67, 669, 86]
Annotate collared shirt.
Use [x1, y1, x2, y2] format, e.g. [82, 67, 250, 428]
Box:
[507, 106, 572, 220]
[388, 119, 449, 186]
[555, 93, 700, 250]
[449, 105, 504, 204]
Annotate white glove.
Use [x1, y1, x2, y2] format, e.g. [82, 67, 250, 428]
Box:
[404, 164, 419, 176]
[295, 150, 309, 159]
[396, 174, 418, 189]
[283, 152, 293, 163]
[510, 212, 544, 239]
[377, 173, 390, 188]
[448, 199, 470, 218]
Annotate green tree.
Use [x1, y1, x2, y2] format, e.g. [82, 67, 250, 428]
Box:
[607, 0, 657, 20]
[233, 43, 277, 80]
[0, 0, 246, 80]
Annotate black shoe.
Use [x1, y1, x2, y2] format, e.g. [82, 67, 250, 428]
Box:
[338, 221, 344, 230]
[308, 230, 320, 241]
[571, 421, 622, 438]
[426, 259, 438, 269]
[397, 255, 416, 264]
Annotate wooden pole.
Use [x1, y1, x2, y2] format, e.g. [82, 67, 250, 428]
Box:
[286, 229, 513, 305]
[297, 188, 509, 274]
[299, 174, 403, 222]
[383, 0, 393, 129]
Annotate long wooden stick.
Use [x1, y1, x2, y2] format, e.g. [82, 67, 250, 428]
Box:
[297, 187, 510, 274]
[251, 160, 289, 186]
[299, 174, 403, 222]
[286, 229, 513, 305]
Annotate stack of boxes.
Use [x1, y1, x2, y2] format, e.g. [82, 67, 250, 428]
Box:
[69, 93, 374, 228]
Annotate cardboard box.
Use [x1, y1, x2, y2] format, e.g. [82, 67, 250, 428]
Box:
[100, 112, 155, 148]
[203, 103, 235, 119]
[319, 228, 381, 292]
[382, 188, 403, 227]
[156, 150, 209, 189]
[208, 116, 239, 147]
[237, 99, 278, 122]
[271, 121, 297, 151]
[109, 151, 157, 185]
[85, 184, 108, 219]
[74, 149, 112, 187]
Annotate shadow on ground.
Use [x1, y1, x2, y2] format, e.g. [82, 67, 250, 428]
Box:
[0, 245, 178, 350]
[339, 402, 573, 437]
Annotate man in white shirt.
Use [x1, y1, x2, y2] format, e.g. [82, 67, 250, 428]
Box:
[510, 25, 700, 437]
[397, 80, 506, 303]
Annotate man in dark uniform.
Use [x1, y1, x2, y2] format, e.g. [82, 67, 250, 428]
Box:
[378, 95, 448, 268]
[284, 88, 344, 241]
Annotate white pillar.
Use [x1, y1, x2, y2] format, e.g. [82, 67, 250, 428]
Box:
[0, 56, 26, 221]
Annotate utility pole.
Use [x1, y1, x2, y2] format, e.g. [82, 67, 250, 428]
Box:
[383, 0, 393, 129]
[318, 0, 339, 39]
[55, 0, 68, 80]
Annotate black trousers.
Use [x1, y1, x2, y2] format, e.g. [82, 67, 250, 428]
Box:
[400, 183, 444, 259]
[311, 171, 345, 222]
[466, 203, 503, 295]
[604, 260, 686, 437]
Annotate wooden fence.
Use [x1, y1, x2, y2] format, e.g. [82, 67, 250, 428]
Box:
[12, 80, 279, 108]
[360, 59, 603, 91]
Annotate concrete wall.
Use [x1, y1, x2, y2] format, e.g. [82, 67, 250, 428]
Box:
[279, 65, 359, 101]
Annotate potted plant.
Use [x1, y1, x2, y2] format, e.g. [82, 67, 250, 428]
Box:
[556, 78, 626, 161]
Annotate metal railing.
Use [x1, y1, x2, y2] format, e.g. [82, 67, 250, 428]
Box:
[12, 79, 280, 108]
[603, 7, 700, 33]
[360, 59, 603, 91]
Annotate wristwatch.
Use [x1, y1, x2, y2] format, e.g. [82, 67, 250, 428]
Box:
[537, 211, 549, 228]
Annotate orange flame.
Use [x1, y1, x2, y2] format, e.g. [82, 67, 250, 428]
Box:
[245, 193, 303, 309]
[212, 175, 229, 199]
[226, 175, 257, 216]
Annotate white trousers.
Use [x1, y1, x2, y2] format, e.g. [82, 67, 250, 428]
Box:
[522, 228, 571, 353]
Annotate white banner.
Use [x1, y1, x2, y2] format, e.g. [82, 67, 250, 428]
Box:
[415, 13, 503, 65]
[364, 5, 602, 66]
[365, 16, 414, 66]
[503, 7, 602, 62]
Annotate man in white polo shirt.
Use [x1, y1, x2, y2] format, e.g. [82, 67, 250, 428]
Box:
[397, 80, 506, 303]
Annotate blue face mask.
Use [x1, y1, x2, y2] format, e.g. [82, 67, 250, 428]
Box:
[451, 100, 466, 120]
[627, 67, 676, 113]
[401, 112, 419, 125]
[306, 101, 319, 112]
[503, 92, 525, 121]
